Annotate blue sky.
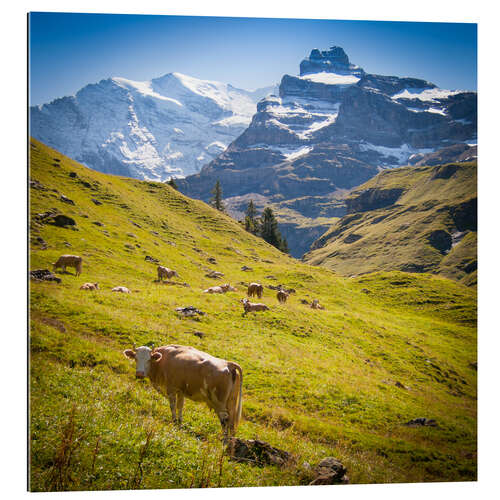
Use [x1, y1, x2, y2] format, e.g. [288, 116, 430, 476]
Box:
[29, 12, 477, 106]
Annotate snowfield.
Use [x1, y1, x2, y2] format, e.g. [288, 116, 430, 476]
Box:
[30, 73, 277, 180]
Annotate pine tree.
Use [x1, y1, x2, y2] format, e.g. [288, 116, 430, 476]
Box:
[210, 180, 224, 212]
[260, 207, 282, 250]
[280, 237, 289, 254]
[244, 199, 259, 235]
[167, 177, 178, 190]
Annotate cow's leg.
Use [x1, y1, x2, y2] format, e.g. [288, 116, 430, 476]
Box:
[167, 392, 177, 424]
[217, 409, 229, 438]
[176, 392, 185, 425]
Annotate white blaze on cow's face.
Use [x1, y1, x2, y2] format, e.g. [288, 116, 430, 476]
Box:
[123, 346, 162, 379]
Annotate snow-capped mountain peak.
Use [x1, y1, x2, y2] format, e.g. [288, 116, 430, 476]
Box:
[30, 73, 277, 181]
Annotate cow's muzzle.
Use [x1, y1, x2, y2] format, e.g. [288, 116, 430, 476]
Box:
[135, 372, 145, 379]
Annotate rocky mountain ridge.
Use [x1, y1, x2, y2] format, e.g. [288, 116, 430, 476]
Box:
[30, 73, 277, 180]
[179, 46, 476, 257]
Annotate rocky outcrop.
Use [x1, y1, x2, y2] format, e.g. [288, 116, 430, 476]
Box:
[410, 144, 477, 167]
[309, 457, 349, 485]
[300, 46, 364, 77]
[345, 188, 405, 213]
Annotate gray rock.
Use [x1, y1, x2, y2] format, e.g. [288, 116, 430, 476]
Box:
[226, 438, 291, 467]
[48, 214, 76, 227]
[60, 194, 75, 205]
[309, 457, 349, 485]
[30, 269, 61, 283]
[404, 418, 438, 427]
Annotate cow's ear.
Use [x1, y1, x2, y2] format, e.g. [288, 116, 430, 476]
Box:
[123, 349, 136, 359]
[151, 351, 162, 362]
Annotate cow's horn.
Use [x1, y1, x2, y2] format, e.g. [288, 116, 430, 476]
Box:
[132, 342, 136, 351]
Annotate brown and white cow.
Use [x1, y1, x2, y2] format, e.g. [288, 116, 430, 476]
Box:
[53, 255, 83, 276]
[157, 266, 179, 281]
[241, 298, 269, 314]
[123, 345, 243, 437]
[276, 290, 289, 303]
[247, 282, 263, 298]
[203, 283, 238, 294]
[80, 282, 99, 290]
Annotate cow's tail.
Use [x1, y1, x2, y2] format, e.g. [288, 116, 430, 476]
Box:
[229, 362, 243, 432]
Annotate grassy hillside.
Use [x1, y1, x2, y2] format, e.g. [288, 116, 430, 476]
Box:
[29, 138, 477, 491]
[303, 163, 477, 286]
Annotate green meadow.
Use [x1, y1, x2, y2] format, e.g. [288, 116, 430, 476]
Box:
[29, 138, 476, 491]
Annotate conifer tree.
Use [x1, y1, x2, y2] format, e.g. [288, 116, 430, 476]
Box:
[167, 177, 178, 190]
[260, 207, 283, 250]
[210, 180, 224, 212]
[280, 236, 289, 255]
[244, 199, 259, 235]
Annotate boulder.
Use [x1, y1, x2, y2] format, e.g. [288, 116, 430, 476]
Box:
[30, 269, 61, 283]
[226, 438, 291, 467]
[48, 214, 76, 228]
[404, 418, 438, 427]
[175, 306, 205, 317]
[60, 194, 75, 205]
[309, 457, 349, 485]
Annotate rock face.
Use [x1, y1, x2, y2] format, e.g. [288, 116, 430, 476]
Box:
[30, 73, 277, 180]
[179, 46, 476, 257]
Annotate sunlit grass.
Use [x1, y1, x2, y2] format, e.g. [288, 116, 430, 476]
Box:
[29, 138, 476, 490]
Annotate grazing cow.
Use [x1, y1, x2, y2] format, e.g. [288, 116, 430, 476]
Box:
[203, 283, 238, 294]
[311, 299, 324, 310]
[247, 282, 263, 298]
[80, 282, 99, 290]
[123, 345, 243, 437]
[112, 286, 131, 293]
[277, 290, 289, 303]
[241, 298, 269, 314]
[158, 266, 179, 281]
[53, 255, 83, 276]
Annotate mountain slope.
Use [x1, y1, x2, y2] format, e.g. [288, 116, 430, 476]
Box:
[30, 73, 276, 180]
[179, 46, 477, 257]
[29, 138, 476, 490]
[303, 162, 477, 286]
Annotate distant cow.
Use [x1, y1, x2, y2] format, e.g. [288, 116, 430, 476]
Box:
[80, 282, 99, 290]
[53, 255, 83, 276]
[112, 286, 131, 293]
[123, 345, 243, 437]
[158, 266, 179, 280]
[203, 283, 238, 294]
[241, 298, 269, 314]
[247, 282, 263, 298]
[311, 299, 324, 310]
[277, 290, 289, 303]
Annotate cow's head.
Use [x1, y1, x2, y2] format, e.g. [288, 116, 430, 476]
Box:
[94, 283, 99, 289]
[123, 346, 162, 378]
